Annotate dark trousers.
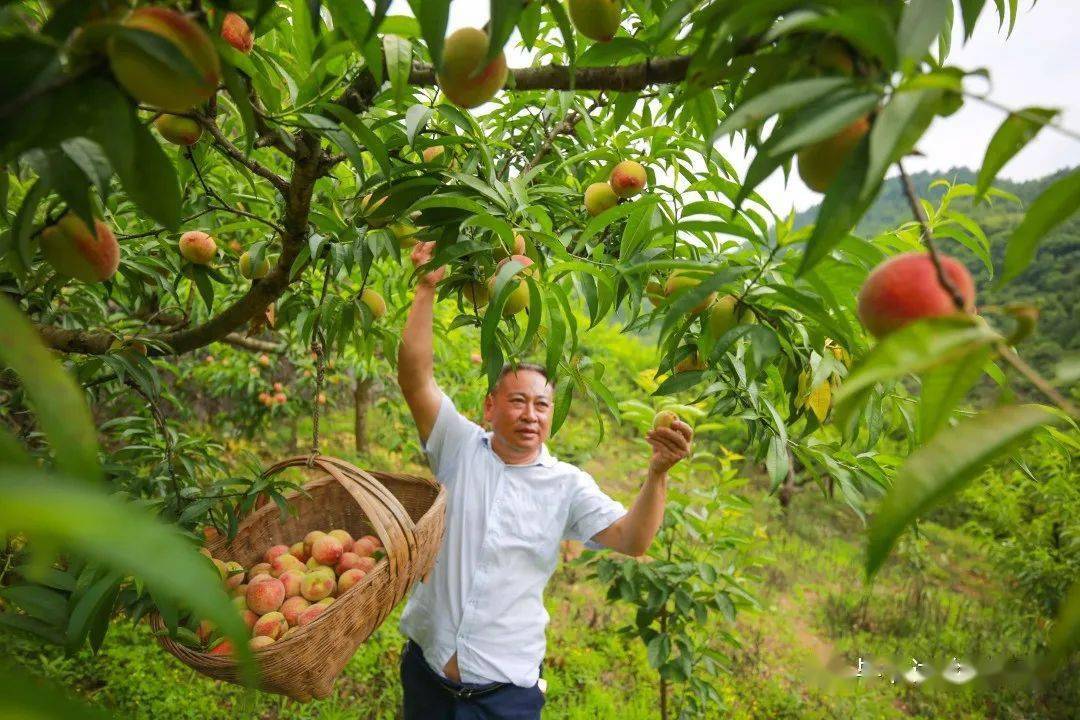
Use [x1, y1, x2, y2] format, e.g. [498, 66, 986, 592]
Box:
[400, 639, 545, 719]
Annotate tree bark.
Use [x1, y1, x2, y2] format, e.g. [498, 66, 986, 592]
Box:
[408, 55, 694, 92]
[354, 376, 375, 453]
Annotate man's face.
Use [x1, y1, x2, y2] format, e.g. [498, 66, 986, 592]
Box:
[483, 370, 554, 456]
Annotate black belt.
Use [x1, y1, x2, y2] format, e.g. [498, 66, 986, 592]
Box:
[437, 680, 511, 701]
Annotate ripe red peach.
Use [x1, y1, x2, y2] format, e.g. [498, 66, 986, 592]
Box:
[39, 212, 120, 283]
[338, 568, 366, 594]
[223, 561, 245, 590]
[246, 576, 285, 615]
[289, 541, 309, 562]
[297, 603, 328, 627]
[264, 544, 290, 563]
[608, 160, 646, 198]
[278, 569, 304, 598]
[311, 535, 344, 566]
[208, 638, 233, 656]
[280, 596, 310, 626]
[270, 554, 305, 577]
[856, 252, 976, 338]
[178, 230, 217, 265]
[300, 571, 335, 602]
[335, 552, 364, 575]
[249, 562, 272, 578]
[106, 7, 221, 112]
[303, 531, 327, 557]
[252, 611, 287, 640]
[249, 635, 275, 650]
[328, 529, 354, 553]
[220, 12, 253, 53]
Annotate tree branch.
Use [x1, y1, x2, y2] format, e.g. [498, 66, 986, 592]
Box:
[197, 115, 289, 194]
[407, 56, 694, 92]
[222, 333, 285, 353]
[897, 161, 966, 310]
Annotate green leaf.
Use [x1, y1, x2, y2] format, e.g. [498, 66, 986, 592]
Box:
[326, 0, 374, 50]
[410, 0, 450, 68]
[862, 88, 944, 202]
[384, 34, 412, 106]
[0, 665, 113, 719]
[1000, 168, 1080, 285]
[0, 296, 101, 482]
[12, 178, 46, 269]
[897, 0, 952, 64]
[325, 104, 391, 175]
[220, 59, 257, 152]
[300, 113, 365, 174]
[485, 0, 523, 68]
[976, 108, 1057, 199]
[866, 404, 1062, 578]
[711, 77, 852, 142]
[0, 584, 68, 625]
[833, 317, 1000, 428]
[290, 0, 315, 68]
[797, 134, 873, 275]
[917, 345, 992, 442]
[405, 103, 433, 145]
[91, 88, 181, 230]
[0, 467, 255, 675]
[959, 0, 988, 40]
[545, 0, 576, 76]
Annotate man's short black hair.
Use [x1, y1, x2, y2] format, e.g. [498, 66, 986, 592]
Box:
[490, 362, 552, 394]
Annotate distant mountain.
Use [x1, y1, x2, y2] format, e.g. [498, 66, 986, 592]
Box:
[797, 167, 1079, 373]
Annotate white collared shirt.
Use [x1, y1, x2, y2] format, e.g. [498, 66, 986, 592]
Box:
[399, 392, 628, 688]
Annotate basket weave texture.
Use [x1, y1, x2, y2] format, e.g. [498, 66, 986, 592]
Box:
[151, 455, 445, 701]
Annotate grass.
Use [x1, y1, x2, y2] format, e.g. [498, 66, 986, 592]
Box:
[2, 400, 1076, 719]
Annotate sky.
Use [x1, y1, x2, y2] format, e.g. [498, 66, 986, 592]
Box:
[385, 1, 1080, 213]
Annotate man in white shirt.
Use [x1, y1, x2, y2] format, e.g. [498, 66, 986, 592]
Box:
[396, 241, 693, 719]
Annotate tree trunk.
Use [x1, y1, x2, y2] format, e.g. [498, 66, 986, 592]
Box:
[354, 376, 374, 453]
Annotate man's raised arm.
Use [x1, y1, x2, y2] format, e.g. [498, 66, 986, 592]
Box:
[397, 241, 446, 444]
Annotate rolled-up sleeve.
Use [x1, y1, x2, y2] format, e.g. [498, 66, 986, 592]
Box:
[422, 393, 482, 487]
[562, 471, 628, 550]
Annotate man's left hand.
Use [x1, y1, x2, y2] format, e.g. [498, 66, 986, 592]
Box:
[646, 420, 693, 476]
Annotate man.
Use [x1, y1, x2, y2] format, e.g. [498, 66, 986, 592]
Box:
[396, 241, 694, 719]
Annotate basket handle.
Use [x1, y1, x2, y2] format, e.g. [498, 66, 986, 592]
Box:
[261, 455, 418, 600]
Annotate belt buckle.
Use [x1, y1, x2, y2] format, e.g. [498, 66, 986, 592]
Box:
[459, 687, 473, 700]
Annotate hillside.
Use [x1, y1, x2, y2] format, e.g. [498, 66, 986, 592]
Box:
[797, 167, 1079, 373]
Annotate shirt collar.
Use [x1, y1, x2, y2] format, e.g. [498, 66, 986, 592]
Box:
[482, 431, 558, 467]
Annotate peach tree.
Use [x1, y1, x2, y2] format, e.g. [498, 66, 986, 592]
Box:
[1, 0, 1078, 712]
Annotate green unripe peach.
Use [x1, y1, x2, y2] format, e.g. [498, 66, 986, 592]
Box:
[437, 28, 508, 109]
[568, 0, 623, 42]
[487, 275, 530, 317]
[706, 295, 738, 337]
[154, 113, 202, 145]
[359, 194, 388, 227]
[584, 182, 618, 216]
[39, 212, 120, 283]
[361, 288, 387, 320]
[463, 281, 489, 309]
[238, 251, 269, 279]
[608, 160, 646, 197]
[492, 233, 527, 262]
[107, 7, 221, 112]
[653, 410, 678, 429]
[797, 116, 871, 193]
[390, 222, 420, 249]
[664, 271, 715, 314]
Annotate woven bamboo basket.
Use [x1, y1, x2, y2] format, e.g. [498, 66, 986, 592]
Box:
[151, 454, 446, 701]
